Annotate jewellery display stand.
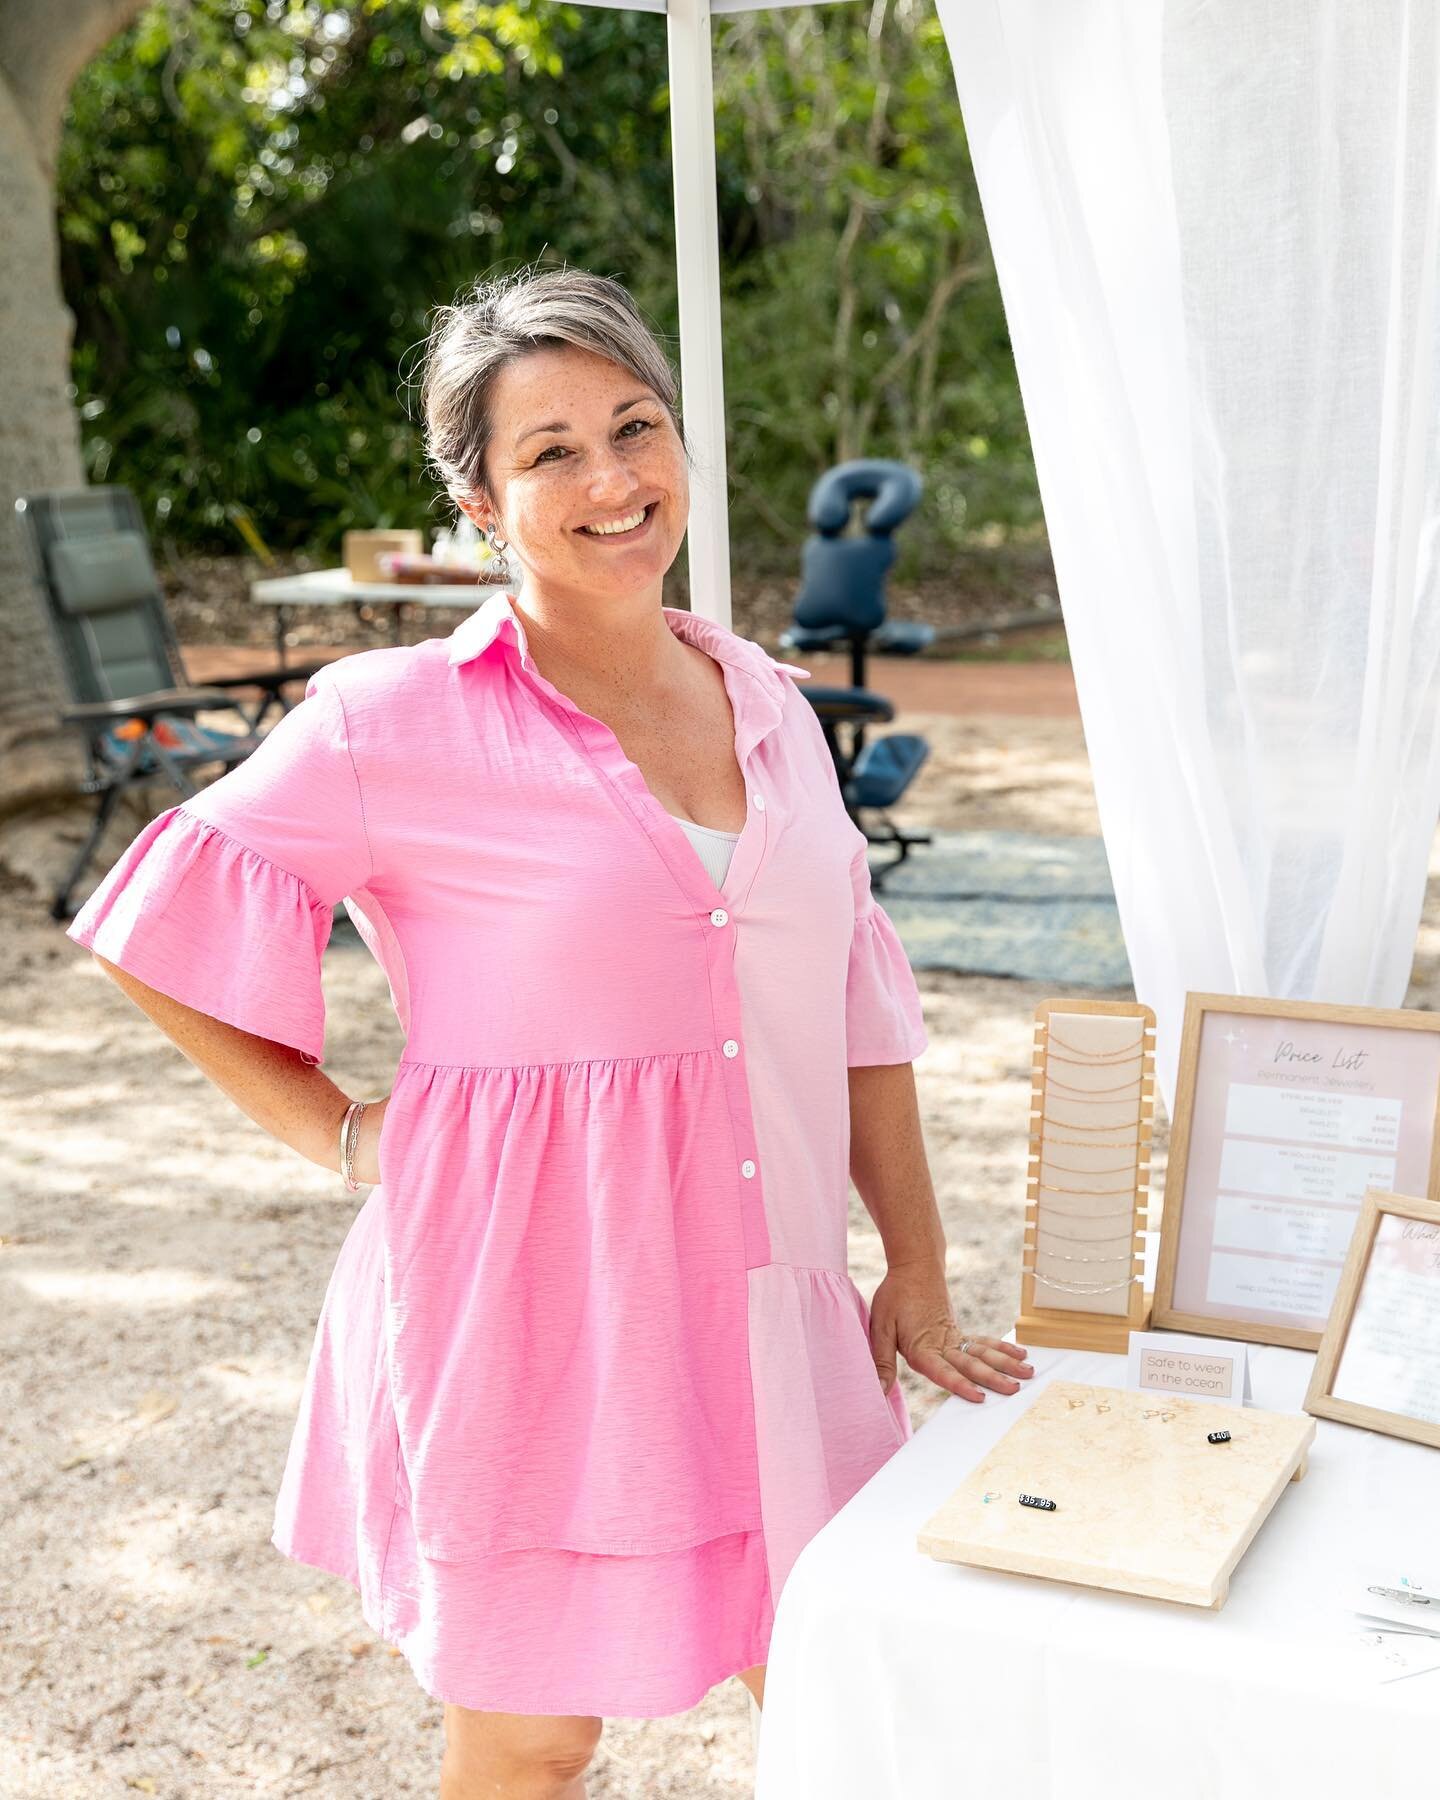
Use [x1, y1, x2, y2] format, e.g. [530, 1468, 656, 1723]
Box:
[1017, 999, 1156, 1352]
[916, 1380, 1314, 1608]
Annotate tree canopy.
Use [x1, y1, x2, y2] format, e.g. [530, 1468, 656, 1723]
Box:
[58, 0, 1041, 574]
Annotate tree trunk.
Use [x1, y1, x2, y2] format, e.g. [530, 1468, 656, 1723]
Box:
[0, 0, 148, 822]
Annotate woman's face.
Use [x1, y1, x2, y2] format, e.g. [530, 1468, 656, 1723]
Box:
[461, 343, 689, 605]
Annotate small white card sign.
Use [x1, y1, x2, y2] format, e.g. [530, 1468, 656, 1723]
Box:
[1126, 1329, 1251, 1405]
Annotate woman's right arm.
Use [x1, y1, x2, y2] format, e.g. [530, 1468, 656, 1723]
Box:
[67, 667, 385, 1178]
[94, 953, 387, 1186]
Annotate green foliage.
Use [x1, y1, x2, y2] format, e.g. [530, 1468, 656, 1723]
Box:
[58, 0, 1041, 568]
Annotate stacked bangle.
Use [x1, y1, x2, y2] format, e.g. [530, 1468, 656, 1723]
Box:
[339, 1098, 368, 1193]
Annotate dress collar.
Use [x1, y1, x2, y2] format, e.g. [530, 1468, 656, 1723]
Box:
[445, 588, 810, 694]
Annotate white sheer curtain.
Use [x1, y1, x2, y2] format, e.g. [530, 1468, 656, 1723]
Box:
[934, 0, 1440, 1116]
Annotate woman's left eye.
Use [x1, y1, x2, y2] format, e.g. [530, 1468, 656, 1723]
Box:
[620, 418, 654, 438]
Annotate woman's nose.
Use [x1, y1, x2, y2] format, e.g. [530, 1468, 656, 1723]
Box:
[585, 444, 642, 499]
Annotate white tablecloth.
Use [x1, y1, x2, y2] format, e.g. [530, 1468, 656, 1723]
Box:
[754, 1342, 1439, 1799]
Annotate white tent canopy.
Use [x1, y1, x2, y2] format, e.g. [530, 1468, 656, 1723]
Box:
[554, 0, 881, 627]
[582, 0, 1440, 1114]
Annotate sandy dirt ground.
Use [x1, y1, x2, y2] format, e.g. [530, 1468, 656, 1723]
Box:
[6, 684, 1440, 1799]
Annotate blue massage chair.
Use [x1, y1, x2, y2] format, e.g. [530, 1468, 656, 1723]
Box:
[780, 460, 935, 885]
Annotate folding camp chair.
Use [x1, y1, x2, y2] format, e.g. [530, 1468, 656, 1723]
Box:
[15, 486, 331, 920]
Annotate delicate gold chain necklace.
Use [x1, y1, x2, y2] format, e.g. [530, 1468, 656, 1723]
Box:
[1032, 1270, 1139, 1295]
[1046, 1071, 1144, 1096]
[1031, 1201, 1138, 1220]
[1040, 1111, 1140, 1132]
[1034, 1157, 1138, 1174]
[1034, 1223, 1136, 1245]
[1045, 1045, 1143, 1068]
[1037, 1179, 1136, 1196]
[1035, 1248, 1132, 1266]
[1044, 1026, 1148, 1061]
[1040, 1133, 1146, 1150]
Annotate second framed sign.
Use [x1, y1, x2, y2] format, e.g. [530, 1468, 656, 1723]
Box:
[1303, 1191, 1440, 1448]
[1152, 993, 1440, 1348]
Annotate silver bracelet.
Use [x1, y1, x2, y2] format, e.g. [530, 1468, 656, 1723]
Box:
[339, 1098, 367, 1193]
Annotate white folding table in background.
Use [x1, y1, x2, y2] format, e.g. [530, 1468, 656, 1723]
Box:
[248, 567, 506, 658]
[753, 1342, 1440, 1800]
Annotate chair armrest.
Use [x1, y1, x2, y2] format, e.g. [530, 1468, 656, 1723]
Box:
[197, 657, 333, 694]
[59, 687, 238, 725]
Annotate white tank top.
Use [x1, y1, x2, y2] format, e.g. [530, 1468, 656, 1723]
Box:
[670, 814, 741, 888]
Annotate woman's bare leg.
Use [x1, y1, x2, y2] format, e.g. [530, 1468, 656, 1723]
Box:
[439, 1703, 603, 1799]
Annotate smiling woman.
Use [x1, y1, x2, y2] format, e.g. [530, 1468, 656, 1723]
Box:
[65, 264, 962, 1799]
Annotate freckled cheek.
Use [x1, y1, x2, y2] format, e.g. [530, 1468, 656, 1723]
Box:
[650, 449, 689, 521]
[514, 498, 573, 547]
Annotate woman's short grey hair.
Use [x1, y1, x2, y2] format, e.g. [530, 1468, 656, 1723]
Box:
[416, 263, 688, 508]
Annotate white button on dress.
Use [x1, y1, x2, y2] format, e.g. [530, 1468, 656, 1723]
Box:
[722, 1039, 740, 1058]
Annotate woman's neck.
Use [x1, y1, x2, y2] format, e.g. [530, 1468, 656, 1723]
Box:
[513, 588, 683, 695]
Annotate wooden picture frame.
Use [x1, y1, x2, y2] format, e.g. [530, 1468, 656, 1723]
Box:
[1153, 994, 1440, 1349]
[1304, 1190, 1440, 1450]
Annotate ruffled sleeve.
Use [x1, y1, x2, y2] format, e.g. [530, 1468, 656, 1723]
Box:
[64, 669, 372, 1067]
[845, 838, 928, 1067]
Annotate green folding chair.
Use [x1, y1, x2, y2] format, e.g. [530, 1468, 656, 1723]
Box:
[15, 485, 331, 919]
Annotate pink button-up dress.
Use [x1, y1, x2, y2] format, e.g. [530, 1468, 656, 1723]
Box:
[65, 592, 929, 1717]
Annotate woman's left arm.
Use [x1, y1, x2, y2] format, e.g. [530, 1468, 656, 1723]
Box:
[849, 1061, 1032, 1403]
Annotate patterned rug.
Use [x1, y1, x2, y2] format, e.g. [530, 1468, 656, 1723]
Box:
[871, 830, 1132, 989]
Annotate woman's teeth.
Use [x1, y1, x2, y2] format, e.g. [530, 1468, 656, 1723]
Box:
[580, 505, 651, 537]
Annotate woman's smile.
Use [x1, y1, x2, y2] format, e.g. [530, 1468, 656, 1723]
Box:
[575, 500, 658, 544]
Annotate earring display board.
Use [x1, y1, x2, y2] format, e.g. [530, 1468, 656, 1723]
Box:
[1153, 994, 1440, 1349]
[1018, 999, 1156, 1352]
[916, 1380, 1315, 1608]
[1304, 1191, 1440, 1449]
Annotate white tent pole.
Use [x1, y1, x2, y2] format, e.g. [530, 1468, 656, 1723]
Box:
[666, 0, 733, 627]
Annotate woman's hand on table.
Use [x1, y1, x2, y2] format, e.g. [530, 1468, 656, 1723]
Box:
[868, 1261, 1033, 1403]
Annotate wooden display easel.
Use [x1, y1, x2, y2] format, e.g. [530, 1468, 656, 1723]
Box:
[1017, 998, 1156, 1353]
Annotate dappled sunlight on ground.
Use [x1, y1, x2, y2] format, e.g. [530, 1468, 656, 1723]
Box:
[198, 1357, 308, 1415]
[76, 1505, 219, 1607]
[14, 1266, 241, 1309]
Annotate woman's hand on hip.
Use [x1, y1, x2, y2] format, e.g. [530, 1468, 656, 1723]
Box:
[868, 1261, 1033, 1403]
